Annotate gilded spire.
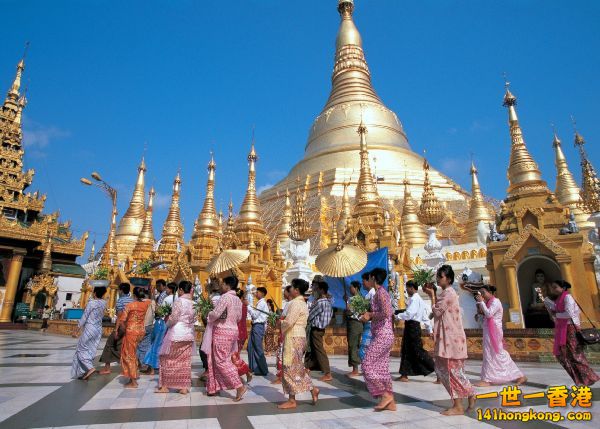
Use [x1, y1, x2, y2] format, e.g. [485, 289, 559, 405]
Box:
[465, 161, 494, 242]
[40, 233, 52, 273]
[324, 0, 380, 109]
[277, 188, 292, 242]
[193, 153, 219, 238]
[223, 198, 237, 247]
[330, 216, 339, 245]
[132, 187, 155, 261]
[158, 172, 184, 263]
[418, 157, 444, 226]
[218, 210, 224, 236]
[88, 240, 96, 263]
[502, 82, 546, 196]
[337, 181, 352, 235]
[235, 141, 267, 235]
[574, 130, 600, 213]
[115, 157, 147, 260]
[353, 122, 383, 217]
[400, 179, 427, 246]
[552, 132, 582, 209]
[4, 58, 25, 110]
[289, 178, 313, 241]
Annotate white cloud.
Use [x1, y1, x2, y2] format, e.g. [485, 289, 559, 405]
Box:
[22, 119, 70, 149]
[257, 183, 274, 194]
[153, 192, 171, 209]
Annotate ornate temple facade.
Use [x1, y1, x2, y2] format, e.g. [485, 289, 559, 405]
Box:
[0, 58, 87, 323]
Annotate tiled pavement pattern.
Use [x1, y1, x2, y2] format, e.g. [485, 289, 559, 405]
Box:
[0, 330, 597, 429]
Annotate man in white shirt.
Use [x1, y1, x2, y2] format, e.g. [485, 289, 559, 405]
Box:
[395, 280, 435, 382]
[247, 286, 269, 376]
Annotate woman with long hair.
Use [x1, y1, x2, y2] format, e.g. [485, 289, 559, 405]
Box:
[119, 287, 151, 389]
[543, 280, 599, 386]
[71, 286, 107, 380]
[231, 288, 252, 384]
[427, 265, 475, 416]
[474, 285, 525, 386]
[206, 276, 247, 401]
[273, 285, 292, 385]
[264, 299, 278, 355]
[278, 278, 319, 409]
[156, 281, 197, 394]
[360, 268, 395, 411]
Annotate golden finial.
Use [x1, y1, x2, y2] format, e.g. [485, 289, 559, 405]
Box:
[465, 160, 494, 242]
[193, 153, 219, 238]
[289, 177, 313, 241]
[235, 135, 267, 237]
[551, 127, 586, 219]
[571, 118, 600, 213]
[417, 156, 444, 226]
[277, 187, 292, 242]
[157, 172, 184, 263]
[132, 186, 156, 261]
[353, 121, 382, 217]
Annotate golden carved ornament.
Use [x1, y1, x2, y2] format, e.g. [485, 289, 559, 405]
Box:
[503, 224, 569, 260]
[30, 273, 58, 296]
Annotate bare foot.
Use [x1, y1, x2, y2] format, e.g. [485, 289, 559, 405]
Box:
[397, 376, 409, 382]
[234, 386, 247, 402]
[124, 381, 138, 389]
[98, 369, 111, 375]
[247, 373, 253, 384]
[155, 387, 169, 393]
[311, 387, 320, 405]
[179, 389, 189, 395]
[347, 370, 360, 377]
[278, 400, 297, 409]
[441, 406, 464, 416]
[374, 394, 394, 411]
[474, 381, 491, 387]
[515, 376, 527, 385]
[270, 377, 281, 385]
[318, 374, 333, 382]
[385, 401, 397, 411]
[82, 368, 96, 380]
[433, 378, 441, 384]
[466, 395, 476, 412]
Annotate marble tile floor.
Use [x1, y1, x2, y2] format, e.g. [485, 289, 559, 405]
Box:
[0, 330, 597, 429]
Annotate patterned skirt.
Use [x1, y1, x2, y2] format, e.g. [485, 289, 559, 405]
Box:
[362, 327, 394, 398]
[282, 336, 313, 395]
[264, 323, 278, 354]
[434, 356, 474, 399]
[159, 341, 193, 390]
[556, 324, 600, 386]
[121, 331, 145, 379]
[207, 328, 243, 394]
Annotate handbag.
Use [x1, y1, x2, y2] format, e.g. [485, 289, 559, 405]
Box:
[219, 308, 228, 320]
[572, 297, 600, 346]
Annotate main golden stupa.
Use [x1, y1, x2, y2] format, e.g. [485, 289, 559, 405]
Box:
[260, 0, 470, 246]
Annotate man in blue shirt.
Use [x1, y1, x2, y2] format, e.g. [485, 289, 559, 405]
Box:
[305, 280, 334, 381]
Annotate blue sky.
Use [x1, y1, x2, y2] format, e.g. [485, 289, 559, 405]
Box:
[2, 0, 599, 260]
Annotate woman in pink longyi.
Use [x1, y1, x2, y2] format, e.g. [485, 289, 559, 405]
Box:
[474, 285, 526, 386]
[360, 268, 396, 412]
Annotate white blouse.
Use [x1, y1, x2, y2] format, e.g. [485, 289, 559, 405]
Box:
[543, 294, 580, 326]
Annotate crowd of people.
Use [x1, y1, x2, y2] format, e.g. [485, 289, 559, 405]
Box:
[70, 264, 599, 415]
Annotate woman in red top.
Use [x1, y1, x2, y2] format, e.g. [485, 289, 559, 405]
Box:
[231, 289, 252, 383]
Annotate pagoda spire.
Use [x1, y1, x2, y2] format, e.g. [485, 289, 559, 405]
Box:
[223, 198, 237, 247]
[465, 161, 494, 242]
[502, 82, 547, 196]
[417, 157, 444, 226]
[115, 156, 147, 260]
[353, 122, 383, 217]
[132, 187, 156, 261]
[552, 132, 582, 209]
[324, 0, 381, 109]
[400, 179, 427, 246]
[574, 129, 600, 213]
[157, 172, 184, 263]
[289, 178, 312, 241]
[235, 140, 267, 235]
[192, 153, 219, 238]
[276, 188, 292, 242]
[337, 181, 352, 236]
[87, 240, 96, 263]
[4, 57, 25, 110]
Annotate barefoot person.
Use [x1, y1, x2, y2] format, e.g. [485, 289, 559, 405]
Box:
[396, 280, 435, 382]
[273, 285, 292, 385]
[206, 276, 247, 401]
[429, 265, 475, 416]
[98, 283, 132, 375]
[345, 281, 363, 377]
[305, 280, 334, 381]
[71, 286, 107, 380]
[156, 281, 196, 394]
[247, 286, 269, 376]
[231, 288, 252, 384]
[543, 280, 599, 386]
[278, 278, 319, 409]
[119, 287, 151, 389]
[475, 285, 526, 387]
[361, 268, 396, 412]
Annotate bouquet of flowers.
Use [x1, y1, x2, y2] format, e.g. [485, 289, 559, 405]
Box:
[156, 303, 172, 318]
[349, 295, 370, 316]
[267, 312, 279, 328]
[412, 267, 435, 288]
[195, 294, 214, 319]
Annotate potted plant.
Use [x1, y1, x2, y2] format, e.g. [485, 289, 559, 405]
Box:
[89, 266, 110, 288]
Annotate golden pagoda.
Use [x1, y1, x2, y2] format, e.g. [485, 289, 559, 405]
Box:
[574, 130, 600, 214]
[190, 154, 222, 278]
[276, 188, 292, 243]
[132, 187, 156, 262]
[259, 0, 469, 246]
[464, 161, 495, 242]
[552, 132, 592, 228]
[157, 172, 185, 264]
[222, 198, 238, 248]
[336, 182, 352, 237]
[418, 157, 444, 227]
[114, 157, 146, 261]
[400, 179, 427, 246]
[289, 178, 313, 242]
[0, 57, 87, 323]
[486, 84, 600, 328]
